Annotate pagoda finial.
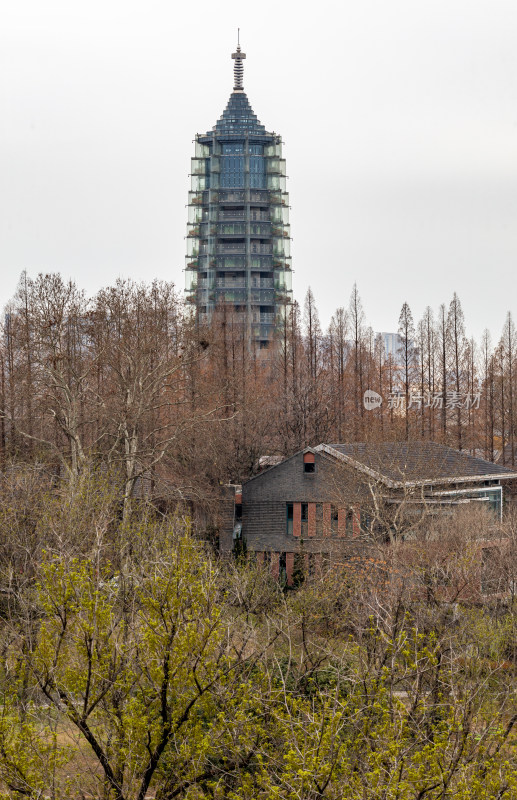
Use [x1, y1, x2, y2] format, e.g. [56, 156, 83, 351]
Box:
[231, 33, 246, 92]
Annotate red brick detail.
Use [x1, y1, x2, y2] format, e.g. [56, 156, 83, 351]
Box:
[271, 552, 280, 579]
[235, 492, 242, 504]
[303, 452, 315, 463]
[293, 503, 301, 537]
[286, 552, 294, 586]
[308, 503, 316, 537]
[323, 503, 331, 537]
[256, 552, 264, 565]
[338, 507, 346, 537]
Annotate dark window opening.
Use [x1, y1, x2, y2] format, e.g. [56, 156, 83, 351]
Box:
[308, 552, 315, 577]
[331, 505, 338, 535]
[286, 503, 293, 536]
[235, 503, 242, 520]
[279, 552, 287, 586]
[303, 453, 316, 473]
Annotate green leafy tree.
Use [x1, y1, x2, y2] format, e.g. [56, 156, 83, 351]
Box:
[1, 524, 268, 800]
[0, 509, 515, 799]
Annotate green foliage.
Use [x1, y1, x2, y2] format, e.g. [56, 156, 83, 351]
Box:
[0, 507, 515, 799]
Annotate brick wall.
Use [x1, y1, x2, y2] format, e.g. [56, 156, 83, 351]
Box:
[219, 485, 237, 553]
[240, 451, 368, 555]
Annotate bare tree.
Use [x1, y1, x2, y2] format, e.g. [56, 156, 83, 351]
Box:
[397, 302, 416, 440]
[436, 303, 450, 441]
[328, 307, 349, 441]
[349, 283, 365, 438]
[419, 306, 436, 439]
[500, 312, 516, 465]
[1, 274, 94, 481]
[92, 279, 217, 519]
[447, 293, 467, 450]
[481, 330, 495, 461]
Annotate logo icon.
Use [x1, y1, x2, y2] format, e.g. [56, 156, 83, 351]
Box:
[363, 389, 382, 411]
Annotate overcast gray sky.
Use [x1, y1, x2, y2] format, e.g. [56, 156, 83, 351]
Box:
[1, 0, 516, 341]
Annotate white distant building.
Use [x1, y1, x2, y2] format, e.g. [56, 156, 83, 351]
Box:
[378, 332, 403, 364]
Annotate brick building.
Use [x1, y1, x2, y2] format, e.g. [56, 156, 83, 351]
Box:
[225, 442, 517, 587]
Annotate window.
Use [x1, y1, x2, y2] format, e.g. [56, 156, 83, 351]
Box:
[331, 505, 339, 535]
[221, 151, 244, 188]
[279, 552, 287, 586]
[286, 503, 293, 536]
[303, 453, 315, 473]
[249, 155, 266, 189]
[307, 552, 315, 577]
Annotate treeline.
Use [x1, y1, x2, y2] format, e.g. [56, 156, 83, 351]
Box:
[278, 286, 516, 461]
[0, 272, 516, 518]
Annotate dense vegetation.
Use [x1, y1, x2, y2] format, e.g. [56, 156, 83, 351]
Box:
[0, 475, 515, 799]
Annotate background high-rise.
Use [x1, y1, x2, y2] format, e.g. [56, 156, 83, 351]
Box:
[185, 40, 293, 348]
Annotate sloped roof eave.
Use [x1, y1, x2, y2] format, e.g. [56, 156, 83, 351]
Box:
[315, 444, 517, 489]
[243, 446, 330, 486]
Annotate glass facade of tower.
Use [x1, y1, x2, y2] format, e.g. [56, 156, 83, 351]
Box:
[185, 48, 292, 347]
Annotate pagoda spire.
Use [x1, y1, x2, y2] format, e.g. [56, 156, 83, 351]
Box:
[231, 31, 246, 92]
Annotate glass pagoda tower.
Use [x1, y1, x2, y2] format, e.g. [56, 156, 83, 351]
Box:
[185, 41, 292, 348]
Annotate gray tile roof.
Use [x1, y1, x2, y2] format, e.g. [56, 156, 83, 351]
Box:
[318, 441, 517, 486]
[208, 91, 268, 137]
